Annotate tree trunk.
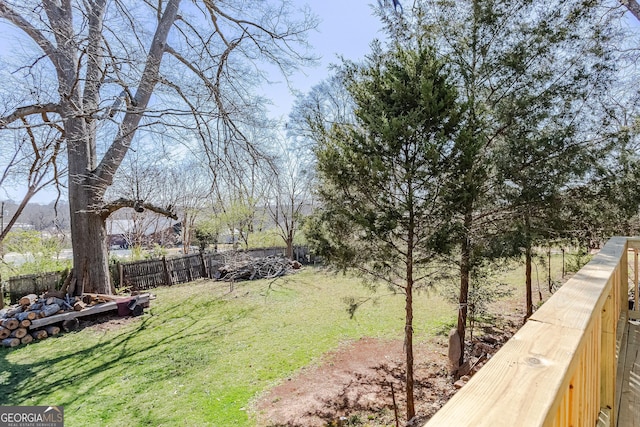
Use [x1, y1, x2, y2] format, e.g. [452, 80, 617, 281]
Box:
[285, 235, 294, 260]
[525, 245, 533, 320]
[405, 213, 415, 421]
[456, 210, 472, 369]
[404, 280, 415, 422]
[524, 212, 533, 320]
[69, 185, 111, 294]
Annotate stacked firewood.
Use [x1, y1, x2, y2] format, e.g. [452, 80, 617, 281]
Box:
[0, 291, 108, 348]
[213, 255, 301, 282]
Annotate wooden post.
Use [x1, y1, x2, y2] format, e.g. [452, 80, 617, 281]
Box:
[119, 263, 124, 291]
[162, 256, 171, 286]
[562, 248, 565, 278]
[186, 257, 193, 282]
[601, 282, 616, 426]
[635, 249, 638, 312]
[548, 247, 552, 292]
[199, 251, 208, 278]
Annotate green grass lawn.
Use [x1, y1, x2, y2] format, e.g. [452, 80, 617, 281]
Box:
[0, 251, 570, 426]
[0, 268, 456, 426]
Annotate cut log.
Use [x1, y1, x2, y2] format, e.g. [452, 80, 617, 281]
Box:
[59, 269, 73, 295]
[44, 290, 65, 300]
[19, 294, 37, 306]
[30, 330, 48, 340]
[40, 303, 61, 318]
[20, 334, 33, 345]
[0, 308, 8, 318]
[27, 294, 151, 330]
[2, 338, 20, 348]
[82, 293, 118, 302]
[16, 311, 37, 321]
[6, 307, 23, 317]
[73, 301, 87, 311]
[46, 297, 66, 307]
[62, 318, 79, 332]
[44, 325, 60, 336]
[19, 319, 31, 328]
[0, 326, 10, 340]
[29, 302, 43, 311]
[10, 328, 27, 339]
[2, 318, 19, 330]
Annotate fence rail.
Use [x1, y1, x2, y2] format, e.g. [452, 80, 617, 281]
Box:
[426, 236, 632, 427]
[4, 246, 315, 299]
[118, 252, 220, 290]
[116, 246, 316, 291]
[6, 271, 65, 303]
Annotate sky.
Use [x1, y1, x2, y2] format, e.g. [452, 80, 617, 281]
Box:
[0, 1, 388, 204]
[0, 1, 387, 202]
[262, 0, 387, 120]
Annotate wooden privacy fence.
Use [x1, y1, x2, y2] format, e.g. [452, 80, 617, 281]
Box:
[426, 236, 633, 427]
[6, 271, 65, 303]
[117, 252, 223, 291]
[116, 246, 317, 291]
[2, 246, 315, 300]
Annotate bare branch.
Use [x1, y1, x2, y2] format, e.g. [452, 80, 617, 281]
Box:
[0, 103, 60, 128]
[95, 0, 181, 188]
[0, 1, 60, 68]
[621, 0, 640, 21]
[82, 0, 108, 113]
[100, 198, 178, 220]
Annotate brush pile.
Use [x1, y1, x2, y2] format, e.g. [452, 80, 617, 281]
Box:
[213, 254, 301, 282]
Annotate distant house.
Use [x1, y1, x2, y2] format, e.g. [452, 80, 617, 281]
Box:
[106, 214, 179, 249]
[11, 222, 34, 231]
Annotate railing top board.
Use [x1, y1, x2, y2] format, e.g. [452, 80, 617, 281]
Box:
[529, 236, 627, 331]
[426, 236, 629, 427]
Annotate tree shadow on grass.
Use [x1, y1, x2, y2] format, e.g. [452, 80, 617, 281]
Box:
[0, 298, 254, 422]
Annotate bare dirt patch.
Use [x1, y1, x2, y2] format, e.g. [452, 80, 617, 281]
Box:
[254, 337, 458, 427]
[253, 316, 521, 427]
[79, 314, 140, 332]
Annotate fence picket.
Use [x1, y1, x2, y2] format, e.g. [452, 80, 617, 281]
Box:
[4, 246, 316, 299]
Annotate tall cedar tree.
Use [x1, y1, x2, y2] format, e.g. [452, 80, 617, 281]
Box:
[307, 44, 462, 422]
[377, 0, 620, 362]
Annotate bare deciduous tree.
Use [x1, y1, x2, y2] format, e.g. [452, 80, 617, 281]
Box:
[0, 0, 316, 293]
[267, 138, 313, 259]
[0, 110, 66, 242]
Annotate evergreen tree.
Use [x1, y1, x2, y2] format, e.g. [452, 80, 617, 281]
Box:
[377, 0, 622, 363]
[307, 43, 462, 422]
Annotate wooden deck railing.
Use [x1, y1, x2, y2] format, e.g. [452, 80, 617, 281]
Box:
[426, 236, 635, 427]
